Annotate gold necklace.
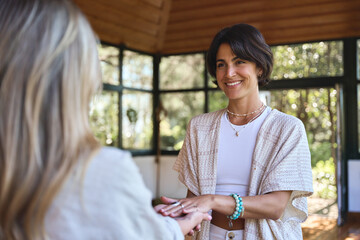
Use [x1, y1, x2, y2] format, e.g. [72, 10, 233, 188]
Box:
[227, 103, 264, 117]
[227, 105, 266, 136]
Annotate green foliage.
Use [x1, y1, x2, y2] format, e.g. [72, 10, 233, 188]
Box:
[160, 92, 204, 150]
[312, 158, 337, 199]
[98, 44, 119, 85]
[89, 92, 119, 146]
[122, 91, 153, 150]
[271, 41, 343, 80]
[160, 54, 204, 90]
[208, 91, 228, 112]
[126, 108, 138, 124]
[123, 50, 153, 90]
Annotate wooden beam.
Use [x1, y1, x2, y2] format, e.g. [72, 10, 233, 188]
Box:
[76, 0, 159, 36]
[162, 22, 360, 54]
[167, 0, 360, 32]
[265, 31, 360, 46]
[170, 0, 340, 21]
[165, 11, 360, 41]
[262, 22, 360, 44]
[87, 16, 158, 48]
[156, 0, 172, 51]
[171, 0, 236, 12]
[92, 0, 163, 23]
[142, 0, 164, 8]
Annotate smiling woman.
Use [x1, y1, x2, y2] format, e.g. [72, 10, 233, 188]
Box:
[157, 23, 313, 240]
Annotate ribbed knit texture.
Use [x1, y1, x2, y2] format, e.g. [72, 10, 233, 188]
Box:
[174, 108, 313, 240]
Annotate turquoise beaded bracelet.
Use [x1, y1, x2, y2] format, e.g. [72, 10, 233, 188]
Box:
[227, 193, 243, 228]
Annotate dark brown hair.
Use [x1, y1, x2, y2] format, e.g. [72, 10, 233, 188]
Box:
[206, 23, 273, 86]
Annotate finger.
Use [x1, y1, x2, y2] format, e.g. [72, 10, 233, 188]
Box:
[203, 213, 212, 221]
[153, 204, 167, 212]
[194, 224, 201, 231]
[160, 196, 178, 204]
[187, 230, 194, 236]
[158, 201, 179, 214]
[169, 207, 186, 217]
[159, 201, 184, 216]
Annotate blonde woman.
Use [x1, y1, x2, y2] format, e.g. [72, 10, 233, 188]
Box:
[0, 0, 211, 239]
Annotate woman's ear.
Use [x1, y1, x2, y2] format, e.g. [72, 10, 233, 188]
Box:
[257, 68, 263, 78]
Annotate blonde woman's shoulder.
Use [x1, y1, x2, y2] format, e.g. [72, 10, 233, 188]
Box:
[90, 146, 137, 177]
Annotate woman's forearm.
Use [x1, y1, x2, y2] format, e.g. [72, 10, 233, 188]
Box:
[187, 190, 292, 220]
[241, 191, 292, 220]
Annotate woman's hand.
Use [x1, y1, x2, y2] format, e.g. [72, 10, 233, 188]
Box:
[154, 198, 212, 236]
[175, 210, 212, 236]
[157, 195, 213, 218]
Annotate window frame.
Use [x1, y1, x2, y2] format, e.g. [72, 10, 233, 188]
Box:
[97, 39, 358, 160]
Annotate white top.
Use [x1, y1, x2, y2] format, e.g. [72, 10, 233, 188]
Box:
[174, 108, 313, 240]
[216, 107, 271, 196]
[45, 147, 183, 240]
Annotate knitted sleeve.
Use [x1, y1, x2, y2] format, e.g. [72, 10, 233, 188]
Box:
[173, 119, 200, 196]
[258, 115, 313, 222]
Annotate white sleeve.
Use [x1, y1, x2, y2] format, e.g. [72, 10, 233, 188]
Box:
[45, 147, 184, 240]
[105, 149, 184, 240]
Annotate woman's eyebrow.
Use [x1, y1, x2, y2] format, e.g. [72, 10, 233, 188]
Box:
[216, 56, 243, 63]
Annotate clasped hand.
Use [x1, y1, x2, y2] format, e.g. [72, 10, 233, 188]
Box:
[154, 195, 212, 236]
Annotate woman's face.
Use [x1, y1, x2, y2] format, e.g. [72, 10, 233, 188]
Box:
[215, 43, 261, 101]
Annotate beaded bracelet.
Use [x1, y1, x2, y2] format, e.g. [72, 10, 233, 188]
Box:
[227, 193, 243, 228]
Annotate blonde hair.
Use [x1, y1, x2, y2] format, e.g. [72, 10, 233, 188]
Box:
[0, 0, 101, 239]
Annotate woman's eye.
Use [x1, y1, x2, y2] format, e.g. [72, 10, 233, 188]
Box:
[216, 63, 225, 68]
[235, 60, 245, 65]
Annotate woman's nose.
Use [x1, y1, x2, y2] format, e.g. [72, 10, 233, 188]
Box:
[226, 65, 236, 77]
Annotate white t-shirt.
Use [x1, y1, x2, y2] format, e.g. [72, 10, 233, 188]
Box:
[215, 106, 271, 197]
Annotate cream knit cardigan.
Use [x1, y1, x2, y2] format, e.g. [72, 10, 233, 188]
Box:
[174, 108, 313, 240]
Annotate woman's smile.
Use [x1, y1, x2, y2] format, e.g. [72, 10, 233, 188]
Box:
[225, 80, 243, 87]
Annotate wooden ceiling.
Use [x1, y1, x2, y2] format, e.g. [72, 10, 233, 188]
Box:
[74, 0, 360, 54]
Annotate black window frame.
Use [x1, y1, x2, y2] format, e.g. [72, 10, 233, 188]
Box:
[97, 39, 359, 159]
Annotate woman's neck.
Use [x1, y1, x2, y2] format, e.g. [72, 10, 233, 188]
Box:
[227, 98, 263, 115]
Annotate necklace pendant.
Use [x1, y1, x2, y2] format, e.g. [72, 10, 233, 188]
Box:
[235, 132, 239, 137]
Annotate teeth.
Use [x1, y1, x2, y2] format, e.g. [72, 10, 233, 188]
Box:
[226, 81, 242, 86]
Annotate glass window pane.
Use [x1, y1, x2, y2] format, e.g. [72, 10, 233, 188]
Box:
[160, 92, 205, 150]
[123, 50, 153, 90]
[160, 53, 205, 90]
[262, 88, 338, 200]
[122, 90, 153, 150]
[208, 90, 228, 112]
[271, 41, 343, 80]
[90, 91, 119, 146]
[98, 44, 119, 85]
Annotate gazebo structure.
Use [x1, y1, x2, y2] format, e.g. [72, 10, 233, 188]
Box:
[74, 0, 360, 230]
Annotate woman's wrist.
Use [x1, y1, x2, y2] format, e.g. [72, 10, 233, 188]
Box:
[209, 194, 236, 215]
